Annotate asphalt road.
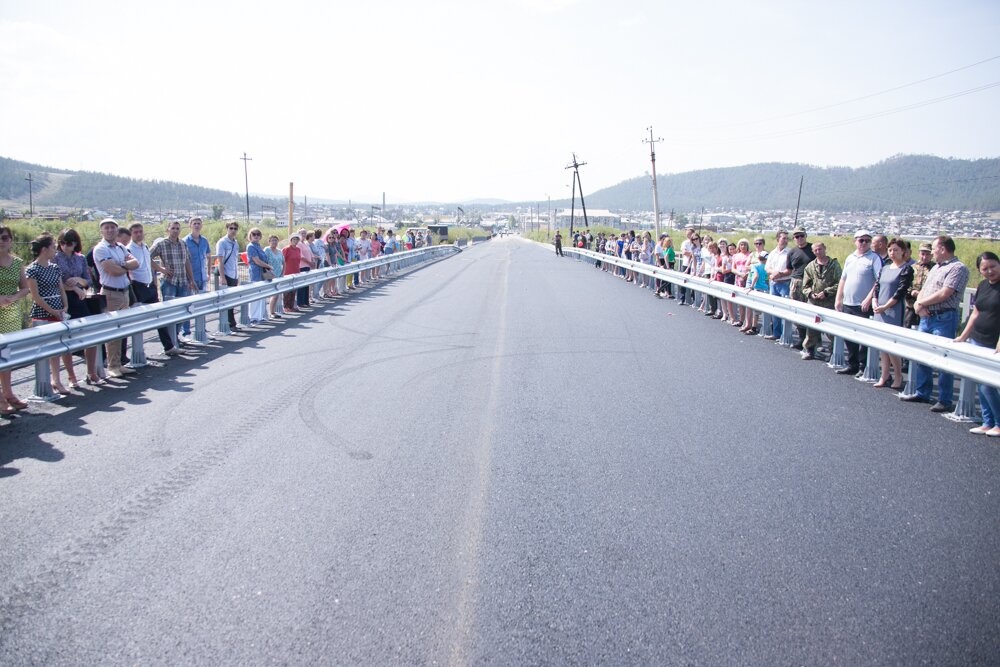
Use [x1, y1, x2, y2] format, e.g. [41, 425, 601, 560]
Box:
[1, 238, 997, 665]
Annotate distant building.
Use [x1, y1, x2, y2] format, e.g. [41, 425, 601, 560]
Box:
[554, 208, 621, 227]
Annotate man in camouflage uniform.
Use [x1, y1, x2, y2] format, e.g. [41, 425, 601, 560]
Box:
[905, 242, 935, 328]
[799, 241, 841, 360]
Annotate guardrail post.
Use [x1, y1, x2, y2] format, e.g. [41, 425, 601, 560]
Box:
[899, 360, 917, 397]
[827, 336, 847, 369]
[859, 347, 879, 382]
[194, 315, 209, 344]
[778, 317, 794, 347]
[239, 303, 250, 327]
[214, 272, 231, 336]
[129, 332, 148, 368]
[31, 359, 59, 402]
[945, 378, 978, 423]
[760, 312, 773, 338]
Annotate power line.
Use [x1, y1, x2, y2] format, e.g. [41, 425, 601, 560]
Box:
[682, 55, 1000, 131]
[671, 80, 1000, 146]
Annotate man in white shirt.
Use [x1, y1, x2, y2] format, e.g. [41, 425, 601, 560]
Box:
[764, 231, 791, 340]
[93, 218, 140, 377]
[128, 223, 178, 356]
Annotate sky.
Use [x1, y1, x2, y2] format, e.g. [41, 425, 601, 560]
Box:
[2, 0, 999, 204]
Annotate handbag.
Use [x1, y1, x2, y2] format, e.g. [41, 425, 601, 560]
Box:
[83, 294, 107, 315]
[261, 267, 275, 281]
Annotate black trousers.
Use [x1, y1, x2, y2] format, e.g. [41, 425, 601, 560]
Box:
[225, 276, 239, 327]
[132, 281, 173, 351]
[841, 304, 871, 370]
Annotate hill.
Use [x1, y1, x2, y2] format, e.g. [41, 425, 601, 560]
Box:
[0, 156, 277, 212]
[3, 154, 1000, 213]
[579, 155, 1000, 212]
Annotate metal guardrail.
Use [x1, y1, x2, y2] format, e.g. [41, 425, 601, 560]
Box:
[564, 246, 1000, 389]
[0, 245, 460, 373]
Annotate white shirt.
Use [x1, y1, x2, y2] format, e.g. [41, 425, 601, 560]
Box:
[765, 246, 790, 282]
[126, 241, 153, 284]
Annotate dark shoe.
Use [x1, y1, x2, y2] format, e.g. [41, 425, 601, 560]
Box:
[854, 370, 865, 379]
[791, 343, 804, 351]
[763, 335, 778, 340]
[836, 367, 859, 375]
[900, 394, 929, 403]
[930, 402, 954, 413]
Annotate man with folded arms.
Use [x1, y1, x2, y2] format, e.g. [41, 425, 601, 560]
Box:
[902, 236, 969, 412]
[150, 221, 197, 351]
[93, 218, 139, 377]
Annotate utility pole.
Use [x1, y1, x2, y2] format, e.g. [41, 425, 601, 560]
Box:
[240, 152, 252, 224]
[288, 183, 294, 235]
[24, 173, 33, 217]
[792, 175, 804, 228]
[547, 194, 551, 239]
[643, 127, 663, 238]
[564, 153, 589, 238]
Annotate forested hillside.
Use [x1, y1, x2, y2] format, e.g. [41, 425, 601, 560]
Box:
[3, 154, 1000, 213]
[0, 157, 275, 211]
[584, 155, 1000, 212]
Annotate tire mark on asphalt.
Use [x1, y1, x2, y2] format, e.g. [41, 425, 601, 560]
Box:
[0, 347, 358, 648]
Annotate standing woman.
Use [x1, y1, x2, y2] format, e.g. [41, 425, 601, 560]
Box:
[297, 231, 315, 308]
[281, 234, 302, 313]
[717, 240, 736, 322]
[322, 229, 341, 298]
[638, 232, 653, 289]
[870, 238, 914, 389]
[732, 239, 751, 326]
[369, 230, 382, 280]
[245, 228, 270, 325]
[26, 234, 71, 395]
[54, 228, 100, 386]
[0, 226, 30, 414]
[263, 235, 285, 319]
[954, 251, 1000, 436]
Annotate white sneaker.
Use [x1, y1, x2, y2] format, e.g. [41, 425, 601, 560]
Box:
[164, 347, 181, 356]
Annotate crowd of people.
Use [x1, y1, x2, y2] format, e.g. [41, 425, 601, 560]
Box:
[0, 218, 410, 417]
[555, 227, 998, 437]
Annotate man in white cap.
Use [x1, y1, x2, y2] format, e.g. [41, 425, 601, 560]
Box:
[834, 229, 883, 376]
[93, 218, 140, 377]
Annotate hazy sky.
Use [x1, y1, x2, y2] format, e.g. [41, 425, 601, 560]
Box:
[2, 0, 999, 204]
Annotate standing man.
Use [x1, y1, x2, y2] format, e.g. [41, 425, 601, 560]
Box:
[905, 242, 936, 328]
[181, 216, 211, 342]
[128, 223, 178, 357]
[763, 230, 791, 340]
[902, 236, 969, 412]
[834, 230, 882, 376]
[554, 230, 563, 257]
[150, 220, 197, 346]
[93, 218, 139, 377]
[786, 227, 816, 349]
[872, 234, 889, 266]
[216, 221, 241, 331]
[800, 242, 841, 360]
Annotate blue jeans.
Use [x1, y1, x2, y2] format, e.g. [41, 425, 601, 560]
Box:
[180, 278, 205, 335]
[161, 280, 192, 341]
[913, 310, 959, 404]
[769, 281, 790, 337]
[969, 338, 1000, 426]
